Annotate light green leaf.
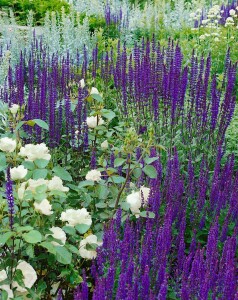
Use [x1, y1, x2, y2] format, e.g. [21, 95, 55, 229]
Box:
[95, 202, 107, 208]
[140, 211, 155, 218]
[133, 167, 142, 178]
[34, 159, 49, 169]
[101, 109, 116, 121]
[143, 165, 157, 179]
[0, 232, 14, 246]
[16, 226, 33, 233]
[15, 121, 25, 131]
[78, 180, 95, 188]
[40, 242, 56, 255]
[75, 224, 91, 234]
[91, 93, 103, 103]
[55, 246, 72, 265]
[114, 158, 126, 167]
[53, 166, 72, 181]
[33, 169, 48, 180]
[111, 176, 125, 184]
[32, 119, 49, 130]
[22, 230, 42, 244]
[144, 156, 159, 165]
[95, 185, 108, 200]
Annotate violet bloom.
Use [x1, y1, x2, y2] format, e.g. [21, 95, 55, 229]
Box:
[6, 167, 15, 229]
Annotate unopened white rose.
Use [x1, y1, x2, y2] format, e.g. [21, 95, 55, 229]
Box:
[86, 116, 104, 129]
[19, 143, 51, 161]
[34, 199, 53, 215]
[9, 104, 19, 115]
[90, 87, 99, 94]
[126, 191, 141, 216]
[10, 165, 27, 181]
[85, 169, 102, 182]
[48, 176, 69, 192]
[80, 79, 85, 88]
[12, 261, 37, 293]
[79, 234, 102, 259]
[101, 140, 108, 150]
[60, 208, 92, 227]
[46, 227, 66, 246]
[0, 137, 16, 153]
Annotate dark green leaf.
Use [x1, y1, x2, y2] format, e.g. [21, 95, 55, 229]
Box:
[55, 246, 72, 265]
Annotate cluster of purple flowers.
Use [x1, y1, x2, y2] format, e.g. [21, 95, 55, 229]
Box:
[75, 149, 238, 299]
[104, 1, 123, 27]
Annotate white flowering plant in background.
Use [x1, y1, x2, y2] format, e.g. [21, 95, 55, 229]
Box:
[0, 105, 102, 299]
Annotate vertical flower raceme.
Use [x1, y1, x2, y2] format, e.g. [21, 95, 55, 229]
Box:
[6, 167, 15, 229]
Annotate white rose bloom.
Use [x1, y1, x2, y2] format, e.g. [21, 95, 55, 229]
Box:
[48, 176, 69, 192]
[85, 170, 102, 182]
[0, 137, 16, 153]
[19, 143, 51, 161]
[10, 165, 28, 181]
[86, 116, 104, 128]
[126, 191, 141, 216]
[79, 234, 102, 259]
[12, 261, 37, 293]
[60, 208, 92, 227]
[101, 140, 108, 150]
[90, 87, 99, 94]
[9, 104, 19, 115]
[46, 227, 66, 246]
[18, 182, 27, 200]
[80, 79, 85, 88]
[34, 199, 53, 216]
[139, 186, 151, 204]
[27, 179, 48, 194]
[0, 270, 14, 299]
[229, 9, 236, 16]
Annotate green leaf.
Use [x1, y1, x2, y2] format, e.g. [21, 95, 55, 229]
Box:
[26, 245, 34, 258]
[0, 153, 6, 168]
[95, 185, 108, 200]
[32, 119, 49, 130]
[91, 93, 103, 103]
[22, 230, 42, 244]
[95, 202, 107, 208]
[101, 109, 116, 121]
[40, 242, 56, 255]
[15, 121, 26, 131]
[55, 246, 72, 265]
[0, 232, 14, 246]
[140, 211, 155, 218]
[75, 224, 91, 234]
[53, 166, 72, 181]
[114, 158, 125, 167]
[78, 180, 95, 188]
[16, 226, 33, 233]
[120, 202, 130, 211]
[66, 244, 79, 254]
[1, 290, 8, 300]
[85, 243, 98, 251]
[33, 169, 48, 180]
[111, 176, 125, 184]
[22, 160, 35, 171]
[62, 226, 76, 235]
[144, 156, 159, 165]
[133, 167, 142, 178]
[34, 159, 49, 169]
[143, 165, 157, 179]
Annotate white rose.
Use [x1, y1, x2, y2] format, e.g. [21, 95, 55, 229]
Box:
[101, 140, 108, 150]
[34, 199, 53, 215]
[9, 104, 19, 115]
[90, 87, 99, 94]
[139, 186, 150, 204]
[12, 261, 37, 293]
[46, 227, 66, 246]
[80, 79, 85, 88]
[18, 182, 27, 200]
[10, 165, 28, 181]
[19, 143, 51, 161]
[229, 9, 236, 16]
[60, 208, 92, 227]
[0, 137, 16, 153]
[85, 170, 102, 182]
[79, 234, 102, 259]
[0, 270, 14, 300]
[126, 191, 141, 216]
[86, 116, 104, 129]
[27, 179, 48, 194]
[48, 176, 69, 192]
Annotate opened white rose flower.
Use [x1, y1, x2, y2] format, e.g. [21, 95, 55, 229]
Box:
[60, 208, 92, 227]
[79, 234, 102, 259]
[12, 261, 37, 293]
[86, 169, 102, 182]
[139, 186, 151, 204]
[48, 176, 69, 192]
[101, 140, 108, 150]
[9, 104, 19, 115]
[10, 165, 27, 181]
[126, 191, 141, 216]
[229, 9, 236, 16]
[80, 79, 85, 88]
[34, 199, 53, 216]
[90, 87, 99, 94]
[27, 179, 48, 194]
[18, 182, 27, 200]
[86, 116, 104, 129]
[46, 227, 66, 246]
[0, 270, 13, 299]
[0, 137, 16, 153]
[19, 143, 51, 161]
